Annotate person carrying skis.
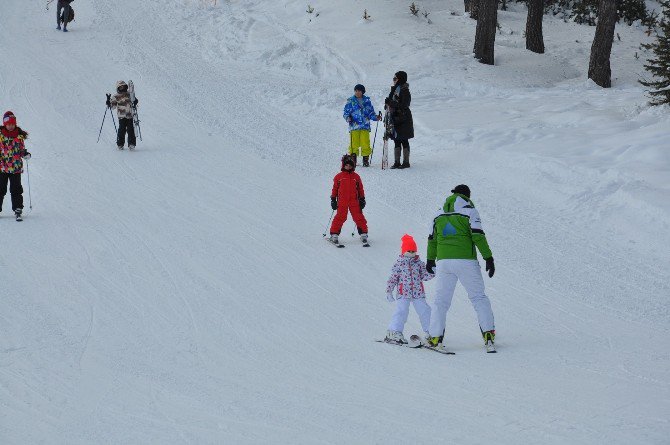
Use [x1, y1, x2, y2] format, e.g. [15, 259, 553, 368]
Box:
[425, 185, 497, 352]
[56, 0, 74, 32]
[107, 81, 138, 150]
[383, 234, 434, 344]
[328, 154, 368, 245]
[343, 84, 380, 168]
[0, 111, 31, 221]
[384, 71, 414, 169]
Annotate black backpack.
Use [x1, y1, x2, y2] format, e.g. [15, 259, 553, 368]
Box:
[61, 5, 75, 24]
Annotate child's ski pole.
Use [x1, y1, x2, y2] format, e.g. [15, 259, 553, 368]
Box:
[370, 113, 381, 164]
[97, 104, 109, 143]
[322, 210, 335, 237]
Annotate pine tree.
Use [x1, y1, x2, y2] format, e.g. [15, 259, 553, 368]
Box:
[640, 0, 670, 105]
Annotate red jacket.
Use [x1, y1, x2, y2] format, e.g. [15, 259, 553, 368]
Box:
[331, 171, 365, 203]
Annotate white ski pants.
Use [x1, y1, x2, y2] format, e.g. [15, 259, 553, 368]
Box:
[388, 298, 431, 333]
[429, 259, 495, 337]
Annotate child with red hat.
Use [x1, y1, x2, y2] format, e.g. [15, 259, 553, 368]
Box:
[328, 154, 368, 245]
[0, 111, 31, 221]
[383, 234, 434, 344]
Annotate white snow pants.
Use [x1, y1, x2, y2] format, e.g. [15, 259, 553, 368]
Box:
[388, 298, 432, 333]
[428, 259, 495, 337]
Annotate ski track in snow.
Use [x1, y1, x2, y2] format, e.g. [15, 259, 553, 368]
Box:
[1, 0, 669, 443]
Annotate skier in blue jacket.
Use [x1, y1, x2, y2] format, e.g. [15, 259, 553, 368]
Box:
[343, 84, 380, 167]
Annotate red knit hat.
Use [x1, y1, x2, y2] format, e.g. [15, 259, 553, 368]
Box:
[3, 111, 16, 126]
[401, 234, 417, 254]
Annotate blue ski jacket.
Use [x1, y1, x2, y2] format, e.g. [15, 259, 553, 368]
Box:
[343, 95, 378, 131]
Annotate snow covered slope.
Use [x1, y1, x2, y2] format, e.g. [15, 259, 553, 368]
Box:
[1, 0, 669, 443]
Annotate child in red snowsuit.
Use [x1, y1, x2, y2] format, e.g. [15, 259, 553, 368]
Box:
[329, 154, 368, 244]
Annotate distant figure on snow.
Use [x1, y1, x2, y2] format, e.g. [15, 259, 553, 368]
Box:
[328, 154, 368, 246]
[0, 111, 31, 221]
[343, 84, 380, 168]
[107, 81, 138, 150]
[383, 234, 434, 345]
[384, 71, 414, 169]
[425, 185, 497, 353]
[56, 0, 74, 32]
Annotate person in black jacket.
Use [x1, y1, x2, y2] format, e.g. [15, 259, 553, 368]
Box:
[385, 71, 414, 169]
[56, 0, 74, 32]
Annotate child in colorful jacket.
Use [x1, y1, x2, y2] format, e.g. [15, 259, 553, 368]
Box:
[384, 234, 434, 344]
[107, 80, 138, 150]
[0, 111, 31, 219]
[343, 84, 380, 167]
[329, 154, 368, 245]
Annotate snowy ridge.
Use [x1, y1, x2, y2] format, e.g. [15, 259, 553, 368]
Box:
[1, 0, 669, 443]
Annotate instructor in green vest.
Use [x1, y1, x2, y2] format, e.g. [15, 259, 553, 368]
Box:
[425, 184, 497, 352]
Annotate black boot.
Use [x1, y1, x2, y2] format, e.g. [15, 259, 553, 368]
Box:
[362, 156, 369, 167]
[391, 145, 401, 169]
[400, 146, 410, 169]
[352, 154, 358, 166]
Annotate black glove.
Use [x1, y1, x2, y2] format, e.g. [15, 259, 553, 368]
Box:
[384, 97, 390, 105]
[331, 197, 337, 210]
[359, 197, 366, 209]
[426, 259, 436, 274]
[105, 94, 111, 107]
[485, 257, 495, 278]
[133, 98, 139, 107]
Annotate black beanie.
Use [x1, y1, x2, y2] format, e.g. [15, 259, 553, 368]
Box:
[395, 71, 408, 84]
[451, 184, 471, 198]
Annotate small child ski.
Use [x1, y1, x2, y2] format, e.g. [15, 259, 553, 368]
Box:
[107, 81, 139, 150]
[0, 112, 31, 221]
[328, 154, 368, 246]
[383, 234, 434, 344]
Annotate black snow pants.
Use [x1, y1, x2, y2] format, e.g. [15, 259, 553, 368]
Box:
[117, 118, 136, 147]
[0, 173, 24, 212]
[57, 0, 72, 27]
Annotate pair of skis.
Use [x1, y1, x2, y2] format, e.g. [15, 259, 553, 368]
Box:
[376, 335, 497, 354]
[326, 237, 370, 248]
[376, 335, 456, 355]
[128, 80, 142, 142]
[381, 109, 391, 170]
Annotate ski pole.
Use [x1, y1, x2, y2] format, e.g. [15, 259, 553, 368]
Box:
[97, 105, 108, 143]
[322, 209, 335, 237]
[370, 114, 380, 164]
[25, 159, 33, 210]
[111, 110, 117, 133]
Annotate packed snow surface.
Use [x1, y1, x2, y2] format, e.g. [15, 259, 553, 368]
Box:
[1, 0, 669, 443]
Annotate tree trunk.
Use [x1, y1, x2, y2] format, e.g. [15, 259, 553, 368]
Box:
[465, 0, 479, 20]
[588, 0, 617, 88]
[473, 0, 498, 65]
[525, 0, 545, 54]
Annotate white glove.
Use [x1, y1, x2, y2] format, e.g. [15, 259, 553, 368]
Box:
[386, 293, 395, 303]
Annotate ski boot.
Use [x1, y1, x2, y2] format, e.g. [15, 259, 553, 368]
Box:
[482, 330, 496, 353]
[63, 26, 68, 32]
[57, 25, 61, 30]
[328, 234, 339, 244]
[362, 156, 370, 167]
[384, 330, 407, 345]
[360, 233, 369, 246]
[14, 208, 23, 222]
[117, 145, 124, 150]
[129, 145, 136, 151]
